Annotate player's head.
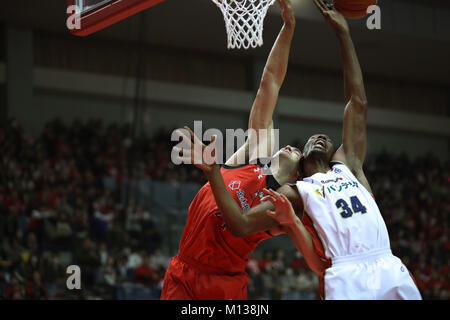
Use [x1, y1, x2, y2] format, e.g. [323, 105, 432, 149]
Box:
[302, 134, 335, 163]
[272, 145, 303, 181]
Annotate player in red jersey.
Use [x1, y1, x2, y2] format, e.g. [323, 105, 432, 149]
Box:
[161, 0, 325, 300]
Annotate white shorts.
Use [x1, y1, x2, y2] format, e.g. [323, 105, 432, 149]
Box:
[323, 248, 422, 300]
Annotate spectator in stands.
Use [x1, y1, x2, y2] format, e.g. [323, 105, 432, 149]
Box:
[25, 270, 48, 300]
[290, 251, 308, 271]
[149, 248, 169, 271]
[5, 277, 26, 300]
[282, 268, 298, 300]
[246, 254, 263, 299]
[99, 242, 109, 266]
[20, 253, 44, 282]
[98, 256, 117, 298]
[54, 213, 73, 246]
[115, 255, 129, 286]
[261, 266, 273, 300]
[259, 250, 275, 273]
[0, 243, 13, 271]
[272, 249, 286, 272]
[5, 238, 24, 267]
[42, 252, 65, 293]
[0, 270, 9, 299]
[127, 250, 143, 269]
[70, 209, 89, 239]
[74, 238, 101, 286]
[295, 269, 317, 300]
[25, 232, 39, 254]
[268, 267, 284, 300]
[134, 253, 157, 286]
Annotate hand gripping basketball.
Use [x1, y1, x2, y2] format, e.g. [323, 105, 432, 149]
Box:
[313, 0, 350, 35]
[262, 188, 297, 227]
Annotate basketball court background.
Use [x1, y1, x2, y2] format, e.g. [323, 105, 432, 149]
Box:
[0, 0, 448, 300]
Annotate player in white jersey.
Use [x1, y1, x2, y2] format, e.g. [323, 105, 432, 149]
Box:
[264, 163, 421, 299]
[261, 0, 422, 299]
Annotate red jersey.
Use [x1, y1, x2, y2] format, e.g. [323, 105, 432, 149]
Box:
[177, 161, 281, 274]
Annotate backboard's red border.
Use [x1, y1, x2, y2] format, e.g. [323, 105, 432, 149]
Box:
[68, 0, 165, 36]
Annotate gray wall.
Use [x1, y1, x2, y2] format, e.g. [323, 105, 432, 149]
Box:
[2, 26, 449, 160]
[29, 72, 450, 160]
[1, 62, 448, 160]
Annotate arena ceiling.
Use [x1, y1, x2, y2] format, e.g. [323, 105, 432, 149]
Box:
[1, 0, 450, 86]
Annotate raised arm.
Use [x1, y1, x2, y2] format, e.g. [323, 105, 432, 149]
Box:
[313, 1, 368, 174]
[248, 0, 295, 130]
[226, 0, 296, 165]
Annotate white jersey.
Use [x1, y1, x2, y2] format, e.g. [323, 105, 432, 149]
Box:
[295, 161, 390, 260]
[295, 161, 421, 300]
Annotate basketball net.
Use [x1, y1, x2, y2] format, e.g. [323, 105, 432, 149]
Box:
[212, 0, 276, 49]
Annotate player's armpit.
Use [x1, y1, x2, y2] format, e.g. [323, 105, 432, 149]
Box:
[225, 139, 249, 166]
[276, 184, 304, 213]
[267, 224, 287, 237]
[248, 121, 276, 163]
[332, 146, 373, 193]
[353, 167, 373, 194]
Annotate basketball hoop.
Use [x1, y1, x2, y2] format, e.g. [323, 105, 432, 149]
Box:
[211, 0, 276, 49]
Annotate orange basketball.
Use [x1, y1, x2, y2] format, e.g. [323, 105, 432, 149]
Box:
[333, 0, 378, 19]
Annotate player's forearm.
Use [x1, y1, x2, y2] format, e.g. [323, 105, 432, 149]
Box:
[248, 24, 294, 130]
[262, 23, 294, 89]
[204, 165, 250, 237]
[285, 216, 327, 275]
[337, 31, 367, 106]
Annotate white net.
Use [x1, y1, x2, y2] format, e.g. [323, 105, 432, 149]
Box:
[212, 0, 277, 49]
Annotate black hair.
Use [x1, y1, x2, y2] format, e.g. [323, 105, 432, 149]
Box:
[300, 142, 306, 153]
[298, 156, 305, 179]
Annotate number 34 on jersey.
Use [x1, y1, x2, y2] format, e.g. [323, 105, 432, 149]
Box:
[335, 196, 367, 219]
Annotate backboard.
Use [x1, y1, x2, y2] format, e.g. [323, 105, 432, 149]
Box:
[67, 0, 164, 36]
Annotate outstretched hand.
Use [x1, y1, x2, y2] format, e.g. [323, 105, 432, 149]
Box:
[278, 0, 296, 29]
[262, 188, 297, 226]
[172, 126, 218, 174]
[313, 0, 349, 35]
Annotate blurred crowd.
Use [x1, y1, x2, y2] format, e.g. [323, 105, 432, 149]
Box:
[365, 151, 449, 299]
[246, 249, 319, 300]
[0, 118, 171, 299]
[0, 118, 448, 300]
